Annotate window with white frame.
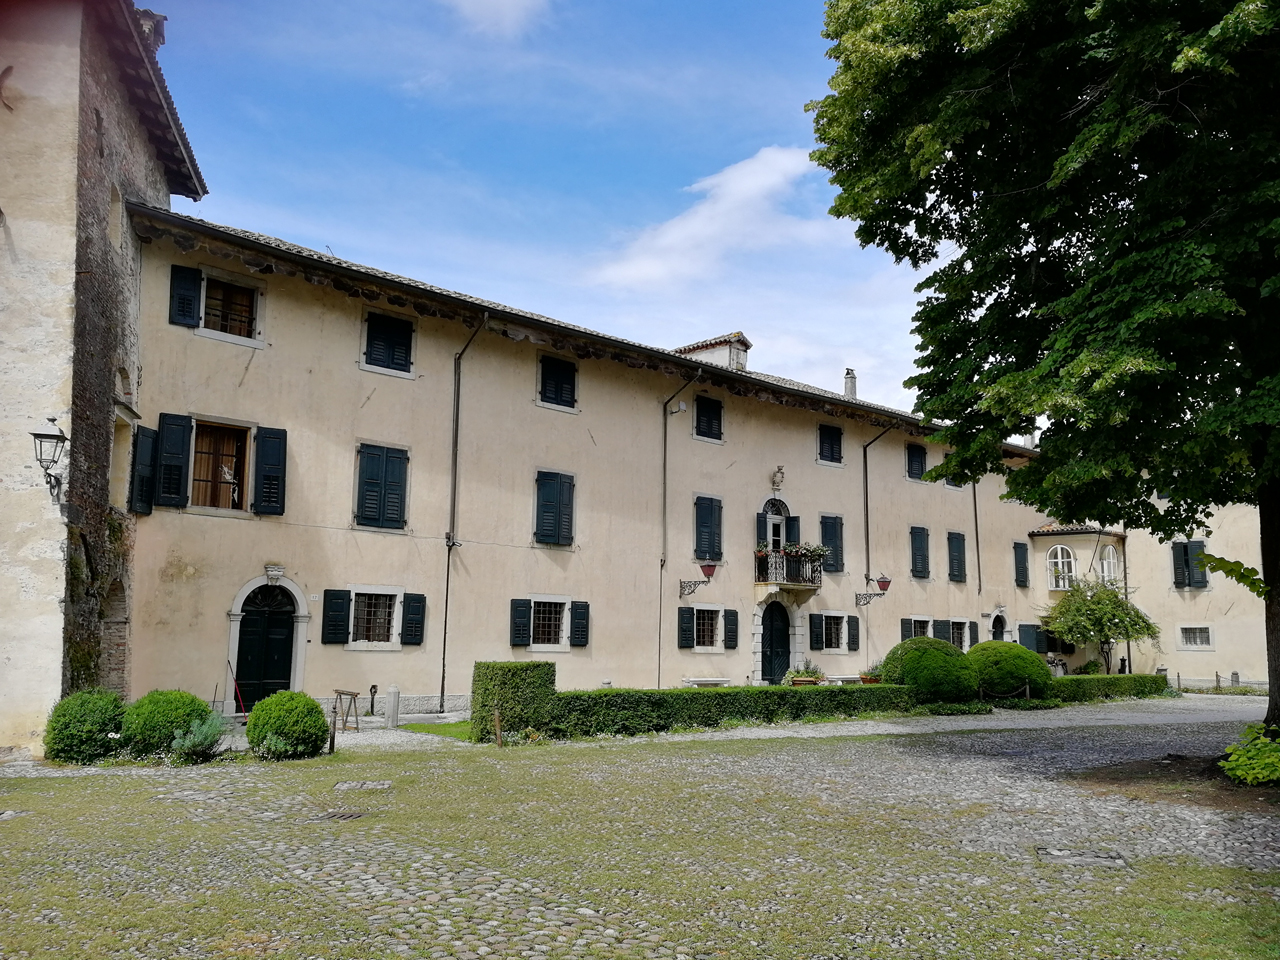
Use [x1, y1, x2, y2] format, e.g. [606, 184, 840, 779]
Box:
[1179, 626, 1212, 649]
[823, 616, 843, 649]
[1047, 544, 1076, 590]
[532, 600, 567, 645]
[1099, 544, 1121, 584]
[695, 608, 719, 647]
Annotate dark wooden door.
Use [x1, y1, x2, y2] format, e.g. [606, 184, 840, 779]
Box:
[761, 601, 791, 685]
[235, 586, 295, 711]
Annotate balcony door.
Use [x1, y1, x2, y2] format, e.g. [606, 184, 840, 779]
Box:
[761, 601, 791, 684]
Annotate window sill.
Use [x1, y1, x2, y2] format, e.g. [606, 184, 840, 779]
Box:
[533, 398, 579, 415]
[194, 327, 265, 349]
[358, 360, 416, 380]
[815, 458, 845, 468]
[523, 644, 572, 653]
[353, 522, 410, 535]
[183, 505, 251, 519]
[692, 434, 725, 445]
[344, 642, 404, 652]
[692, 645, 723, 654]
[1177, 646, 1215, 652]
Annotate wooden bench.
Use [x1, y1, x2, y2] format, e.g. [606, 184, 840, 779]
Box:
[683, 678, 731, 688]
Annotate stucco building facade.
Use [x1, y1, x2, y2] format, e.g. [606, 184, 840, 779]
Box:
[0, 2, 1266, 756]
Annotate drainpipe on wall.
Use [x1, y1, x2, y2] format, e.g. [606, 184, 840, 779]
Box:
[972, 480, 983, 596]
[862, 425, 893, 667]
[657, 370, 701, 690]
[437, 314, 486, 713]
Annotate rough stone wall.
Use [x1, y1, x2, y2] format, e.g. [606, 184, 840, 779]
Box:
[64, 5, 170, 695]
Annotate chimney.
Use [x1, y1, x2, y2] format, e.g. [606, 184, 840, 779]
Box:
[135, 10, 168, 52]
[844, 368, 857, 399]
[672, 332, 752, 372]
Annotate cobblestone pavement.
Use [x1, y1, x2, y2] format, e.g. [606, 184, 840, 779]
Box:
[1, 696, 1275, 960]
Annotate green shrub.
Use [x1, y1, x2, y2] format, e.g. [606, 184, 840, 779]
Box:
[967, 641, 1053, 699]
[1220, 724, 1280, 785]
[246, 691, 328, 759]
[880, 636, 962, 685]
[470, 662, 557, 743]
[43, 689, 125, 764]
[171, 713, 228, 764]
[899, 647, 979, 703]
[122, 690, 212, 758]
[1049, 674, 1168, 702]
[542, 684, 914, 739]
[1073, 659, 1104, 675]
[783, 657, 825, 682]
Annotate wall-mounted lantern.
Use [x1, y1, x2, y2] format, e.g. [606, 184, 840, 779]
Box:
[856, 573, 891, 607]
[30, 419, 68, 503]
[680, 563, 717, 597]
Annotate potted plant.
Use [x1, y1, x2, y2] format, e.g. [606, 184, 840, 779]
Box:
[860, 659, 884, 684]
[784, 658, 826, 686]
[781, 542, 831, 562]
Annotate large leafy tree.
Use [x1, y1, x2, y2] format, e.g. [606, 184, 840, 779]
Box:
[809, 0, 1280, 727]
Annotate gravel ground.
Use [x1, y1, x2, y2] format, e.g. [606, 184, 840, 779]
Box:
[1, 695, 1275, 960]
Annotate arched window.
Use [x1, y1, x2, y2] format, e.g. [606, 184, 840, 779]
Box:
[1047, 544, 1075, 590]
[1099, 544, 1120, 585]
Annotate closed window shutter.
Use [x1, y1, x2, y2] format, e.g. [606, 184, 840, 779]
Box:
[847, 615, 860, 651]
[785, 516, 800, 545]
[948, 532, 966, 582]
[569, 601, 589, 646]
[694, 497, 712, 559]
[820, 517, 844, 573]
[696, 397, 722, 439]
[535, 472, 560, 544]
[1035, 627, 1048, 655]
[252, 427, 287, 515]
[400, 593, 426, 645]
[321, 590, 351, 644]
[809, 613, 825, 651]
[382, 448, 408, 528]
[907, 443, 926, 479]
[557, 474, 575, 545]
[910, 526, 929, 578]
[1188, 541, 1208, 587]
[169, 265, 202, 327]
[756, 512, 768, 544]
[510, 599, 532, 646]
[901, 618, 913, 641]
[154, 413, 192, 507]
[1017, 623, 1038, 651]
[541, 356, 576, 407]
[723, 609, 738, 649]
[710, 497, 722, 561]
[1172, 542, 1189, 588]
[969, 621, 978, 649]
[819, 425, 842, 462]
[128, 425, 158, 515]
[357, 445, 385, 526]
[366, 315, 412, 372]
[678, 606, 695, 648]
[932, 619, 951, 642]
[1013, 542, 1030, 587]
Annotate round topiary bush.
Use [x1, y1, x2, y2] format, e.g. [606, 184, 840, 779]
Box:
[122, 689, 212, 758]
[967, 640, 1053, 699]
[246, 691, 328, 760]
[43, 689, 125, 764]
[880, 636, 963, 685]
[899, 647, 979, 703]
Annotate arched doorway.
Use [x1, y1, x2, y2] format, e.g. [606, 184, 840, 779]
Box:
[991, 614, 1006, 642]
[761, 601, 791, 684]
[234, 585, 295, 711]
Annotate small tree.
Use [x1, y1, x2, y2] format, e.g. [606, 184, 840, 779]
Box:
[1041, 581, 1160, 674]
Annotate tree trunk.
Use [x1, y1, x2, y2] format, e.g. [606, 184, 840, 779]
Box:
[1260, 481, 1280, 732]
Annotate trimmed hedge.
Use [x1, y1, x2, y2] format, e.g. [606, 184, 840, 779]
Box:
[1049, 674, 1167, 702]
[968, 641, 1053, 699]
[43, 689, 125, 764]
[900, 647, 978, 703]
[471, 661, 558, 743]
[881, 637, 962, 685]
[122, 690, 212, 758]
[542, 684, 913, 739]
[246, 691, 329, 759]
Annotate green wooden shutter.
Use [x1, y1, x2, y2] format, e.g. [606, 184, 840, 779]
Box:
[557, 474, 575, 545]
[569, 601, 589, 646]
[932, 619, 951, 642]
[696, 397, 722, 439]
[1017, 624, 1038, 651]
[809, 613, 825, 651]
[1172, 542, 1189, 588]
[785, 516, 800, 545]
[820, 516, 844, 573]
[535, 472, 559, 543]
[382, 448, 408, 528]
[1013, 542, 1030, 587]
[948, 532, 966, 582]
[365, 315, 412, 371]
[357, 445, 385, 526]
[710, 498, 722, 561]
[678, 606, 695, 648]
[969, 621, 978, 649]
[723, 609, 739, 649]
[1188, 541, 1208, 587]
[1035, 626, 1048, 655]
[252, 427, 287, 515]
[756, 512, 768, 544]
[168, 265, 202, 327]
[906, 443, 926, 479]
[400, 593, 426, 645]
[321, 590, 351, 644]
[540, 356, 576, 407]
[910, 526, 929, 578]
[819, 425, 843, 462]
[128, 425, 158, 515]
[847, 615, 860, 651]
[694, 497, 712, 559]
[901, 618, 913, 641]
[154, 413, 192, 507]
[510, 599, 532, 646]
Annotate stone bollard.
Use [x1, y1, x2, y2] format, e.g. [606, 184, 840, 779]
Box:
[1231, 671, 1240, 687]
[386, 685, 400, 729]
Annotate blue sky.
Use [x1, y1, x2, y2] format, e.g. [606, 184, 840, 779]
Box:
[162, 0, 924, 409]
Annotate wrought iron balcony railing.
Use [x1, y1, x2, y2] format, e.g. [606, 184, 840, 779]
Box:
[754, 550, 823, 588]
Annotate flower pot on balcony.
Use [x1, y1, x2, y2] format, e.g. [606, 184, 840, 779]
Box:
[859, 675, 882, 684]
[789, 677, 820, 686]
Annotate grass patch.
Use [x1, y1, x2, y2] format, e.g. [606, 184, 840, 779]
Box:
[1182, 685, 1270, 697]
[401, 720, 470, 739]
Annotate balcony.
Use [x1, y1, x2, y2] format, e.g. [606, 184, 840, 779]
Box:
[754, 550, 823, 596]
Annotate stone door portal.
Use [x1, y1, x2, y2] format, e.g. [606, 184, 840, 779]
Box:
[761, 601, 791, 685]
[234, 585, 295, 711]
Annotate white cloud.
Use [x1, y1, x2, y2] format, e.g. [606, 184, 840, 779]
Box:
[591, 146, 852, 289]
[433, 0, 550, 38]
